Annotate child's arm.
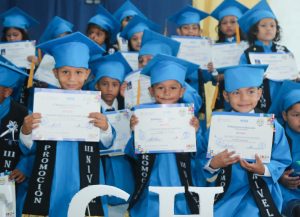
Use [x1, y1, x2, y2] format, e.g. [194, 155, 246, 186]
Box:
[124, 114, 139, 160]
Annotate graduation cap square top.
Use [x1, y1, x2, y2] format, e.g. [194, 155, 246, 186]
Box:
[90, 52, 132, 85]
[0, 7, 39, 30]
[113, 0, 146, 23]
[268, 80, 300, 118]
[120, 15, 160, 40]
[39, 16, 74, 43]
[37, 32, 105, 69]
[141, 54, 199, 86]
[139, 29, 180, 57]
[0, 55, 28, 88]
[224, 64, 268, 92]
[88, 5, 121, 43]
[211, 0, 249, 21]
[238, 0, 276, 34]
[168, 5, 209, 27]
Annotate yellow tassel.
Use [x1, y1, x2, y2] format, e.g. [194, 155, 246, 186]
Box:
[124, 210, 130, 217]
[211, 83, 219, 110]
[236, 23, 241, 44]
[27, 60, 35, 88]
[38, 48, 42, 63]
[22, 214, 47, 217]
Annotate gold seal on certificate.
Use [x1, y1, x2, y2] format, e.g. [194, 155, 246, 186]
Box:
[207, 112, 275, 163]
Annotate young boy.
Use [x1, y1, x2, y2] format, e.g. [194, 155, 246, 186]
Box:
[19, 32, 114, 217]
[269, 80, 300, 217]
[202, 65, 292, 217]
[0, 57, 31, 217]
[126, 54, 205, 217]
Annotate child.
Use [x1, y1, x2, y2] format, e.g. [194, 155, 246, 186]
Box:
[87, 5, 120, 55]
[202, 64, 292, 217]
[239, 0, 291, 112]
[89, 52, 135, 214]
[120, 15, 160, 52]
[39, 16, 73, 43]
[207, 0, 248, 110]
[126, 54, 205, 217]
[269, 80, 300, 217]
[113, 0, 146, 51]
[0, 57, 32, 217]
[19, 32, 114, 217]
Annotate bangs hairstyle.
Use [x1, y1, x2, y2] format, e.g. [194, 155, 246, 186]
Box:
[1, 27, 29, 41]
[86, 23, 111, 50]
[216, 21, 246, 43]
[247, 19, 281, 45]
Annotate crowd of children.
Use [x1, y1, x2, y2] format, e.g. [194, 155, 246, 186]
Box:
[0, 0, 299, 217]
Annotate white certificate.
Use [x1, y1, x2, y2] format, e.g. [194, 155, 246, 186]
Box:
[34, 54, 60, 87]
[134, 104, 196, 154]
[124, 70, 155, 109]
[100, 109, 131, 156]
[121, 52, 139, 71]
[172, 36, 211, 69]
[0, 40, 35, 69]
[207, 112, 275, 163]
[0, 174, 16, 217]
[32, 88, 101, 142]
[249, 52, 299, 81]
[212, 42, 248, 69]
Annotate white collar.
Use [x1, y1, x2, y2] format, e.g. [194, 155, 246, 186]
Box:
[101, 98, 118, 111]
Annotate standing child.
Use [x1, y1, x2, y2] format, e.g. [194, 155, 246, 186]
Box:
[239, 0, 292, 112]
[269, 80, 300, 217]
[19, 32, 114, 217]
[202, 64, 291, 217]
[87, 5, 120, 55]
[126, 54, 205, 217]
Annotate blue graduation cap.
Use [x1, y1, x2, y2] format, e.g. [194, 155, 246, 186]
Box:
[88, 5, 120, 43]
[0, 56, 28, 88]
[141, 54, 199, 86]
[238, 0, 276, 34]
[268, 80, 300, 118]
[211, 0, 248, 21]
[139, 29, 180, 57]
[0, 7, 39, 30]
[120, 15, 160, 40]
[113, 0, 146, 22]
[37, 32, 105, 69]
[168, 5, 209, 27]
[39, 16, 73, 43]
[90, 52, 132, 86]
[224, 64, 268, 92]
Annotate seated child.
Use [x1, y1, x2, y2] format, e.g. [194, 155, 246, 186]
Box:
[202, 65, 291, 217]
[19, 32, 114, 217]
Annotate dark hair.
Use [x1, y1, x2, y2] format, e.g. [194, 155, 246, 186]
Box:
[1, 27, 30, 42]
[247, 19, 281, 46]
[216, 23, 246, 43]
[86, 23, 111, 52]
[286, 102, 300, 113]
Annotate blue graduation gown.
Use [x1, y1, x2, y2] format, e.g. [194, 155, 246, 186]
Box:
[280, 126, 300, 211]
[19, 140, 112, 217]
[202, 120, 291, 217]
[125, 129, 206, 217]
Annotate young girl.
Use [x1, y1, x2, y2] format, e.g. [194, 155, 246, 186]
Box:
[207, 0, 248, 111]
[126, 54, 205, 217]
[202, 64, 291, 217]
[120, 15, 160, 52]
[239, 0, 291, 112]
[269, 80, 300, 217]
[87, 5, 120, 55]
[19, 32, 113, 217]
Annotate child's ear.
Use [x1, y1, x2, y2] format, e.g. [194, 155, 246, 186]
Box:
[85, 69, 91, 79]
[180, 87, 186, 98]
[257, 88, 263, 99]
[148, 86, 154, 97]
[176, 28, 182, 36]
[53, 69, 58, 78]
[282, 111, 288, 122]
[3, 87, 13, 98]
[223, 91, 230, 102]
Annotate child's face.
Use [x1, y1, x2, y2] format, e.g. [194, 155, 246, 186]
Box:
[130, 32, 143, 51]
[220, 15, 237, 38]
[149, 80, 185, 104]
[53, 66, 90, 90]
[283, 103, 300, 133]
[96, 77, 120, 106]
[223, 87, 262, 113]
[87, 26, 107, 46]
[0, 86, 12, 103]
[121, 16, 133, 29]
[177, 24, 201, 37]
[138, 55, 153, 69]
[5, 28, 23, 42]
[256, 18, 277, 43]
